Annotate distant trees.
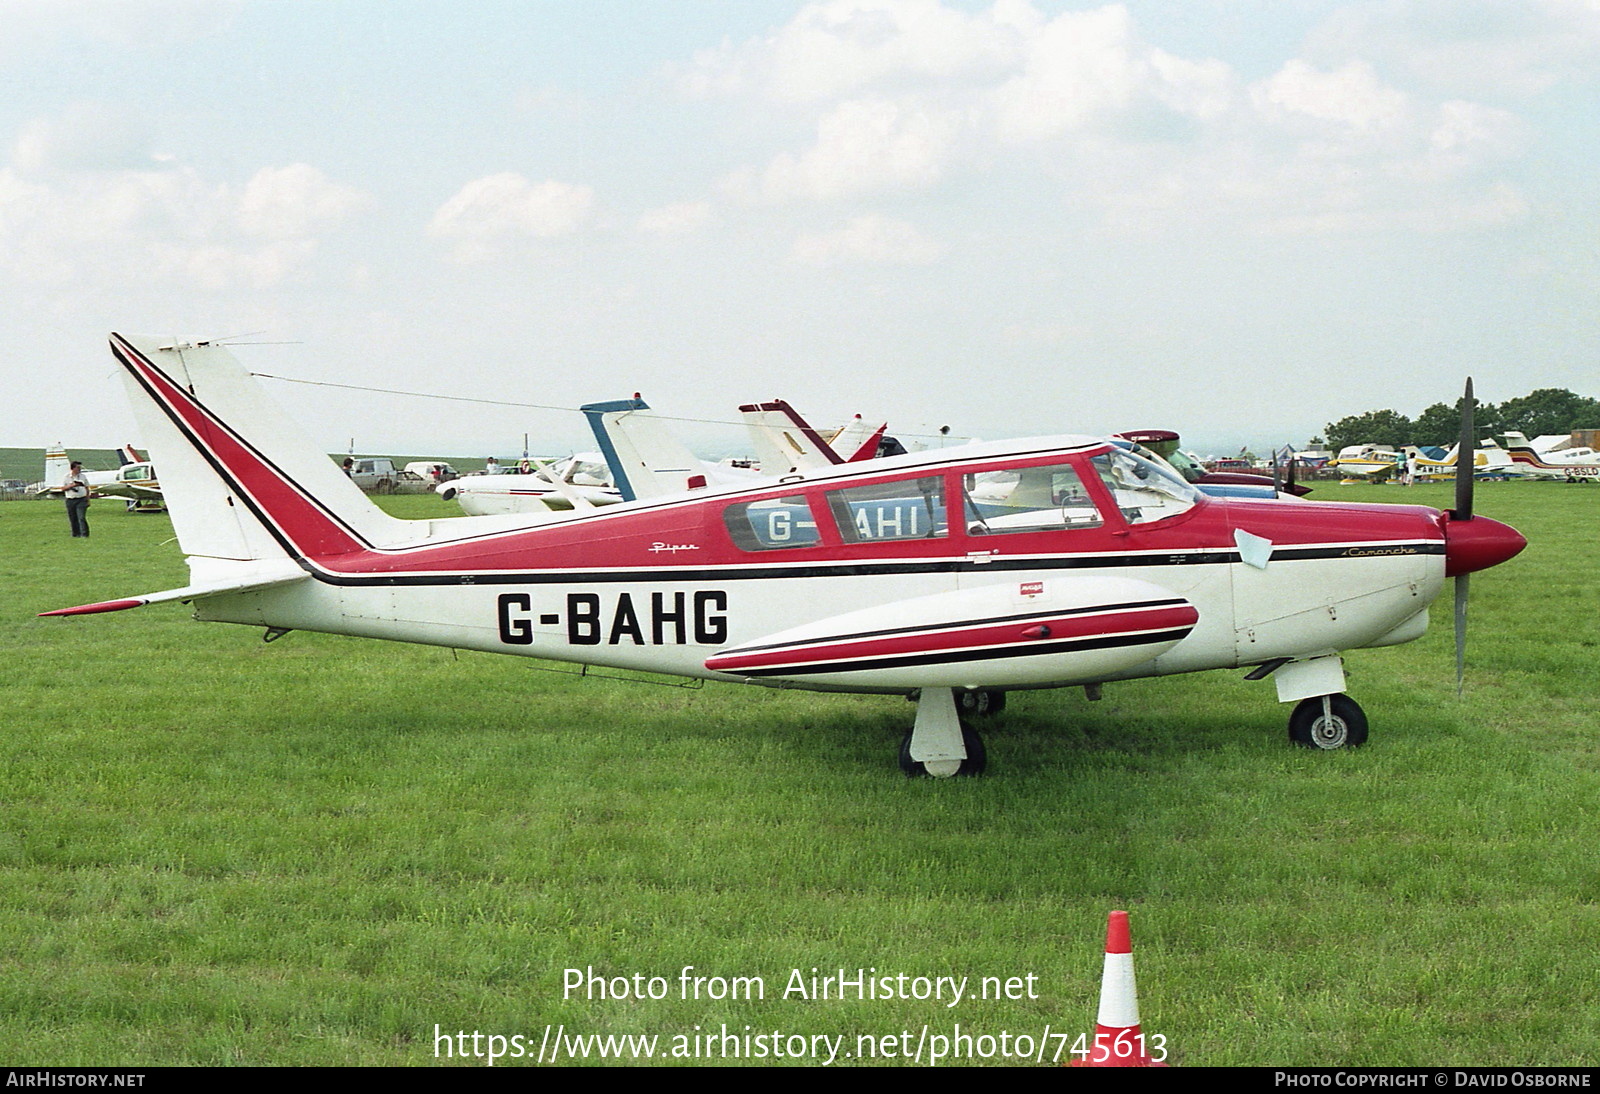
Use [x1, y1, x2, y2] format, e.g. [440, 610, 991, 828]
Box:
[1324, 409, 1413, 451]
[1496, 389, 1600, 438]
[1325, 387, 1598, 451]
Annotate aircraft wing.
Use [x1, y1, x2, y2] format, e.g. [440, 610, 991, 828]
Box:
[40, 562, 309, 617]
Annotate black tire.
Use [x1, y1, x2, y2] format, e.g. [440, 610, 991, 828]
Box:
[899, 722, 987, 777]
[440, 487, 457, 501]
[1288, 693, 1368, 749]
[957, 689, 1007, 717]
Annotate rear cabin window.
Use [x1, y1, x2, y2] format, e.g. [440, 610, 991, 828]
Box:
[723, 495, 820, 551]
[964, 462, 1102, 535]
[827, 476, 947, 544]
[1091, 450, 1200, 524]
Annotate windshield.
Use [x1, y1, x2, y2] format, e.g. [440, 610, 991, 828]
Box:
[1091, 449, 1200, 524]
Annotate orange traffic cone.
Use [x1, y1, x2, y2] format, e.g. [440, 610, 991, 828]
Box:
[1070, 910, 1169, 1067]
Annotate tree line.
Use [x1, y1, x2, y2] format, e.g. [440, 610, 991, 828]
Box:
[1324, 388, 1600, 452]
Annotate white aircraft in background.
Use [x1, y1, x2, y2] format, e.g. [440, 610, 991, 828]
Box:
[1399, 444, 1519, 482]
[438, 453, 624, 514]
[44, 337, 1525, 777]
[1498, 437, 1600, 481]
[1327, 445, 1403, 481]
[439, 396, 880, 516]
[40, 444, 164, 510]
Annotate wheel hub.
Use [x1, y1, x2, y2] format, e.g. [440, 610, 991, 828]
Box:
[1309, 715, 1348, 748]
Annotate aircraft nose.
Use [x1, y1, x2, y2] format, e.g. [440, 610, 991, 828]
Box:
[1442, 514, 1527, 576]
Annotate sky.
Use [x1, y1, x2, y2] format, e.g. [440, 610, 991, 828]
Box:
[2, 0, 1596, 459]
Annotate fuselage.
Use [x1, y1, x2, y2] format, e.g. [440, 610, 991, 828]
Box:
[199, 439, 1483, 694]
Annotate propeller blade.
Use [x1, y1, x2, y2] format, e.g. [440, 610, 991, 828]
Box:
[1272, 456, 1282, 493]
[1454, 572, 1470, 696]
[1287, 456, 1298, 492]
[1454, 377, 1475, 520]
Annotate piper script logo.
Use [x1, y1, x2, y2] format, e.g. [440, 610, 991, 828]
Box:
[649, 542, 700, 554]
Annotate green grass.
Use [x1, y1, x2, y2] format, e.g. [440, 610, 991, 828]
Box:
[1, 482, 1597, 1066]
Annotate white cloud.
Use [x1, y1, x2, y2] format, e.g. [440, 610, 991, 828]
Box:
[675, 0, 1029, 103]
[726, 97, 962, 202]
[637, 200, 713, 237]
[1252, 59, 1410, 134]
[0, 157, 367, 290]
[428, 174, 595, 261]
[239, 164, 367, 240]
[693, 1, 1535, 239]
[791, 214, 942, 265]
[1304, 0, 1600, 100]
[12, 101, 156, 175]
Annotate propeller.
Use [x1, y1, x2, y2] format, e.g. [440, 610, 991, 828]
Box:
[1450, 378, 1474, 694]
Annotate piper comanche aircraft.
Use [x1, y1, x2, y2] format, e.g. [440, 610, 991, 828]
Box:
[44, 336, 1526, 776]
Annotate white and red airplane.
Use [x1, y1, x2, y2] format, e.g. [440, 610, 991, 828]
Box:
[44, 336, 1526, 776]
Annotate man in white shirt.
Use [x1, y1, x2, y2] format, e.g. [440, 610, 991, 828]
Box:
[64, 460, 90, 538]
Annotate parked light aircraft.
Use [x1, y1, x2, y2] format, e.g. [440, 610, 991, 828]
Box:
[41, 444, 164, 510]
[1501, 444, 1600, 482]
[439, 453, 624, 514]
[45, 336, 1526, 776]
[1399, 444, 1519, 482]
[1328, 445, 1403, 481]
[441, 396, 873, 516]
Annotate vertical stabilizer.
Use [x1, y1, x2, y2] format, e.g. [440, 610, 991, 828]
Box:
[581, 397, 704, 501]
[827, 414, 888, 463]
[110, 334, 414, 561]
[42, 447, 69, 491]
[740, 400, 845, 474]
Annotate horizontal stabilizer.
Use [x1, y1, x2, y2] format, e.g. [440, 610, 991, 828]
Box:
[40, 562, 308, 617]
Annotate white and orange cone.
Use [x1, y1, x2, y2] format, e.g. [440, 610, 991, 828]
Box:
[1070, 910, 1169, 1067]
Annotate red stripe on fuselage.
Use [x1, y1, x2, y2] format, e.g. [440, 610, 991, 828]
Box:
[704, 603, 1200, 673]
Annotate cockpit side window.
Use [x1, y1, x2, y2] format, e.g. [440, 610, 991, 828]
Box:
[825, 476, 947, 544]
[1090, 450, 1200, 524]
[962, 462, 1103, 535]
[723, 495, 820, 551]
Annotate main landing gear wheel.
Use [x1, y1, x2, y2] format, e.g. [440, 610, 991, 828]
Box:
[901, 686, 987, 777]
[1288, 693, 1368, 750]
[957, 689, 1007, 717]
[899, 723, 986, 777]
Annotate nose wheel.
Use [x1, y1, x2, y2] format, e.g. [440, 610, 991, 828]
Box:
[1288, 693, 1368, 749]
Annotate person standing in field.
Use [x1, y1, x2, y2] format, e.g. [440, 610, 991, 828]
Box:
[64, 460, 90, 538]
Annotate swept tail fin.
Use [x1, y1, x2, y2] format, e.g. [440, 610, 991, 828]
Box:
[740, 400, 845, 474]
[109, 334, 413, 562]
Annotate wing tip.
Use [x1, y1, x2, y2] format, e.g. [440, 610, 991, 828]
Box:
[39, 598, 146, 617]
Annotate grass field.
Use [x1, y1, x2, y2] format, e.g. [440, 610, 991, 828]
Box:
[2, 482, 1597, 1067]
